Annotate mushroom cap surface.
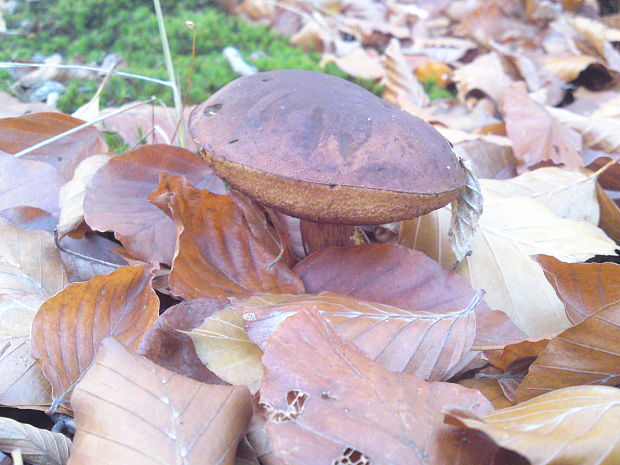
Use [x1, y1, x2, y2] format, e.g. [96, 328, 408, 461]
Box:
[189, 69, 465, 224]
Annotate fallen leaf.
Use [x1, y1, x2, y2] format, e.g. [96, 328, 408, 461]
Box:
[0, 416, 71, 465]
[239, 291, 476, 381]
[151, 174, 303, 299]
[0, 91, 58, 118]
[83, 144, 225, 264]
[260, 309, 498, 465]
[452, 52, 513, 106]
[138, 298, 229, 384]
[446, 386, 620, 465]
[185, 308, 263, 389]
[30, 265, 159, 411]
[597, 183, 620, 242]
[69, 337, 252, 465]
[503, 81, 582, 170]
[0, 152, 63, 216]
[535, 255, 620, 324]
[0, 292, 51, 410]
[0, 112, 107, 180]
[459, 367, 512, 410]
[542, 54, 600, 83]
[515, 302, 620, 402]
[401, 185, 617, 337]
[0, 218, 66, 295]
[296, 244, 523, 347]
[0, 207, 57, 233]
[383, 38, 429, 110]
[546, 106, 620, 154]
[57, 153, 112, 237]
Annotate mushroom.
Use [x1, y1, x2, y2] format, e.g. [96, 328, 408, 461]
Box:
[189, 69, 465, 257]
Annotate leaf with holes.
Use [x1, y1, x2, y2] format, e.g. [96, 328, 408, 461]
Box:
[150, 174, 304, 299]
[239, 291, 476, 381]
[30, 265, 159, 411]
[446, 386, 620, 465]
[515, 302, 620, 402]
[260, 309, 499, 465]
[83, 144, 225, 264]
[68, 337, 252, 465]
[535, 255, 620, 324]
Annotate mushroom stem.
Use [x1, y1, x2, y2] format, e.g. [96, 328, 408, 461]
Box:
[300, 219, 362, 256]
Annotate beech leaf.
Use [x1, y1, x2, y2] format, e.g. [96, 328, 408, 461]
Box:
[0, 416, 71, 465]
[30, 265, 159, 411]
[446, 386, 620, 465]
[260, 309, 498, 465]
[69, 337, 252, 465]
[240, 291, 476, 381]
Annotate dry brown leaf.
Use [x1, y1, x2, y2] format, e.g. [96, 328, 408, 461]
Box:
[57, 153, 113, 237]
[503, 81, 583, 170]
[30, 265, 159, 411]
[239, 291, 476, 381]
[401, 185, 617, 337]
[546, 106, 620, 153]
[0, 112, 107, 180]
[0, 152, 63, 216]
[138, 298, 230, 384]
[449, 157, 483, 264]
[459, 367, 512, 410]
[83, 144, 225, 264]
[535, 255, 620, 324]
[151, 174, 303, 299]
[185, 308, 263, 390]
[69, 337, 252, 465]
[515, 302, 620, 402]
[383, 37, 430, 110]
[0, 292, 51, 410]
[260, 309, 498, 465]
[294, 244, 523, 347]
[447, 386, 620, 465]
[455, 140, 517, 179]
[570, 16, 620, 70]
[452, 52, 513, 106]
[0, 92, 58, 118]
[0, 206, 57, 233]
[0, 218, 66, 295]
[0, 416, 71, 465]
[321, 48, 385, 80]
[542, 54, 600, 82]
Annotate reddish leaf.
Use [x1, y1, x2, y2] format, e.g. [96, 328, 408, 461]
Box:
[30, 265, 159, 411]
[239, 291, 476, 381]
[69, 337, 252, 465]
[83, 144, 225, 264]
[516, 303, 620, 402]
[0, 112, 107, 180]
[138, 297, 229, 384]
[0, 207, 57, 233]
[294, 244, 524, 346]
[260, 309, 498, 465]
[535, 255, 620, 324]
[58, 233, 128, 283]
[0, 152, 63, 215]
[151, 174, 304, 299]
[503, 82, 583, 170]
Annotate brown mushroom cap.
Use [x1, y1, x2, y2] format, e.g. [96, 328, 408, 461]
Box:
[189, 69, 465, 225]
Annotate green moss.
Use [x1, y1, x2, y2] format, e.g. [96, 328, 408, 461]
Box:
[2, 0, 386, 112]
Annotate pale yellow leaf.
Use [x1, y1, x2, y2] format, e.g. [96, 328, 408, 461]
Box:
[452, 52, 513, 106]
[184, 308, 263, 390]
[446, 386, 620, 465]
[401, 182, 616, 337]
[58, 154, 113, 236]
[547, 106, 620, 154]
[383, 38, 429, 110]
[543, 54, 600, 82]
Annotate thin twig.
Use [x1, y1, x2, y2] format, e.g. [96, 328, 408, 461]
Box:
[13, 97, 156, 158]
[0, 61, 173, 88]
